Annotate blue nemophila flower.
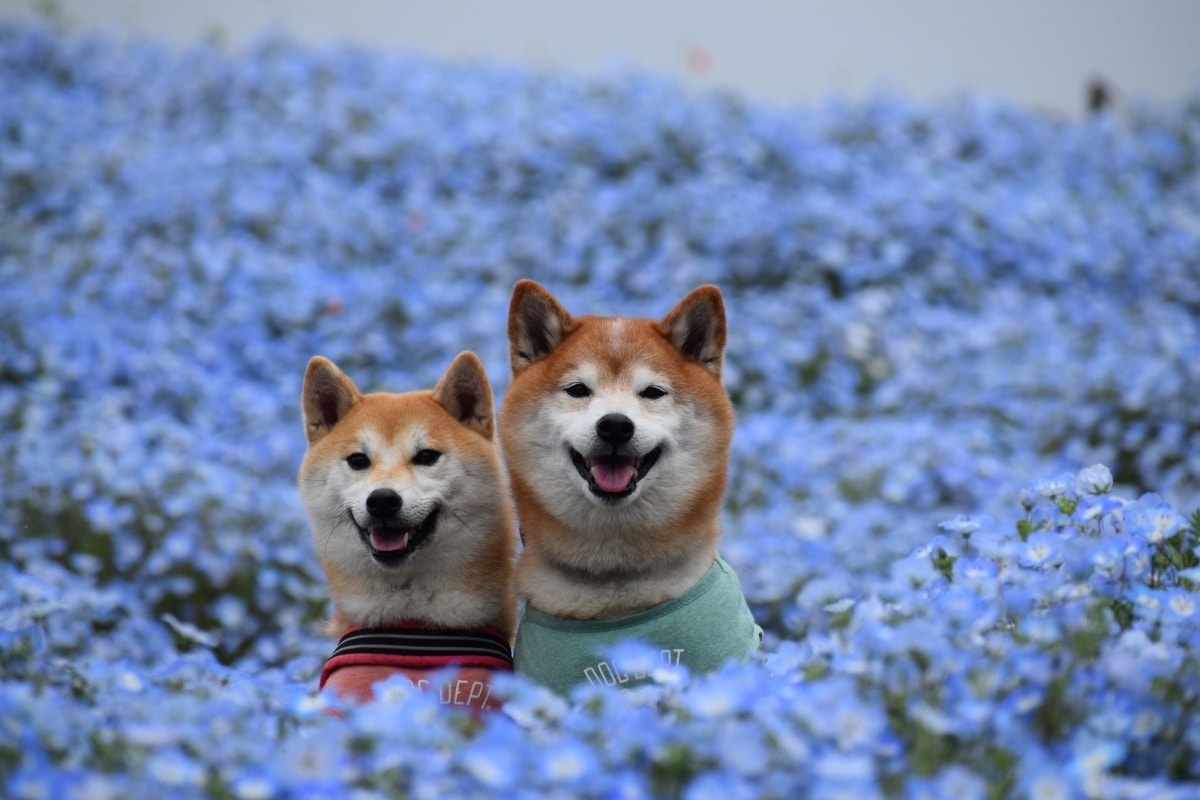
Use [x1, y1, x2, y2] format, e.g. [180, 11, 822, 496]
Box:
[1074, 464, 1114, 496]
[934, 584, 998, 633]
[1090, 538, 1130, 580]
[1019, 533, 1061, 568]
[909, 534, 950, 560]
[1017, 757, 1085, 800]
[1019, 485, 1042, 512]
[1071, 494, 1125, 529]
[685, 771, 760, 800]
[537, 739, 600, 787]
[810, 752, 882, 798]
[605, 638, 691, 689]
[1122, 538, 1154, 583]
[938, 514, 994, 537]
[228, 769, 278, 800]
[686, 674, 748, 720]
[1032, 474, 1076, 500]
[906, 765, 988, 800]
[144, 747, 207, 789]
[1117, 494, 1171, 543]
[290, 687, 340, 723]
[1127, 702, 1171, 743]
[489, 673, 569, 728]
[1070, 739, 1128, 797]
[459, 726, 526, 792]
[888, 554, 942, 591]
[1163, 587, 1198, 622]
[1018, 615, 1062, 645]
[798, 572, 857, 612]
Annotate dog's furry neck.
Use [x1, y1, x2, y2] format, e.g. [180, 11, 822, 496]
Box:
[519, 544, 716, 621]
[544, 555, 660, 586]
[327, 582, 508, 637]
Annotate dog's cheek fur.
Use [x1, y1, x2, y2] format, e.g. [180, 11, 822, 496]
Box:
[300, 455, 364, 563]
[298, 457, 369, 577]
[658, 399, 730, 512]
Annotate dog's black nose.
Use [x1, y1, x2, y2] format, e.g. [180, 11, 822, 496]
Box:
[366, 488, 402, 519]
[596, 413, 635, 446]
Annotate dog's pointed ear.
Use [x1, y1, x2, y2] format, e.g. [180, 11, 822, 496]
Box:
[433, 351, 495, 439]
[660, 285, 727, 377]
[508, 280, 572, 375]
[302, 357, 363, 444]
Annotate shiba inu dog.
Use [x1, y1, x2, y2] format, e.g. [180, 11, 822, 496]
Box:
[298, 353, 516, 711]
[500, 280, 760, 694]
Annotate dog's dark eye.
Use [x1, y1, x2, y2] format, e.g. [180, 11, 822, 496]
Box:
[564, 383, 592, 398]
[413, 449, 441, 466]
[639, 386, 668, 400]
[346, 452, 371, 470]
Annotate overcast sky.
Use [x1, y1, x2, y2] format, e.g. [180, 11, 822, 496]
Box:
[4, 0, 1199, 114]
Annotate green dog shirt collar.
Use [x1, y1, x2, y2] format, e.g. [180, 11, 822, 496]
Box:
[514, 555, 761, 694]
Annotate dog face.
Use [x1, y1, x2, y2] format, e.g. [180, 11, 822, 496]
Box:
[500, 282, 734, 553]
[299, 353, 515, 632]
[303, 392, 457, 571]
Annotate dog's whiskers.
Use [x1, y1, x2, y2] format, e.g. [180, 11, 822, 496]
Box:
[448, 508, 478, 534]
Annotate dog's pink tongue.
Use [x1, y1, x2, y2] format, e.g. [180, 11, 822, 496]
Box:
[592, 458, 636, 493]
[370, 528, 410, 552]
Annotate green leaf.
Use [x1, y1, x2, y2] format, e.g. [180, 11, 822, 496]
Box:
[933, 547, 957, 581]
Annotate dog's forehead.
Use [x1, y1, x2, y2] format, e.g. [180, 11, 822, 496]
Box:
[565, 316, 675, 380]
[356, 420, 427, 453]
[336, 394, 440, 449]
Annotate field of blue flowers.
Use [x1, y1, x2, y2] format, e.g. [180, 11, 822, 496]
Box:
[2, 22, 1199, 797]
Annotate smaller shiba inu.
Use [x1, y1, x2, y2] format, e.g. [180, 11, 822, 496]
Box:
[298, 353, 516, 711]
[501, 281, 760, 694]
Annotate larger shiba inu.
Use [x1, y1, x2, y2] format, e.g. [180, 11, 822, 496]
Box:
[501, 281, 760, 694]
[298, 353, 516, 711]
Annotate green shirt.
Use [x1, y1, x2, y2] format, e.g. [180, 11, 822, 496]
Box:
[514, 556, 761, 694]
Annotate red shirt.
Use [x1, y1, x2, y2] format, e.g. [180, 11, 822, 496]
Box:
[320, 625, 513, 713]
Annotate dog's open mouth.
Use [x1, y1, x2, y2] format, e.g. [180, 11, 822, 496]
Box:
[570, 446, 663, 500]
[352, 508, 439, 566]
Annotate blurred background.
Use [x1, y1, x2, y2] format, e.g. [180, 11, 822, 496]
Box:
[4, 0, 1199, 114]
